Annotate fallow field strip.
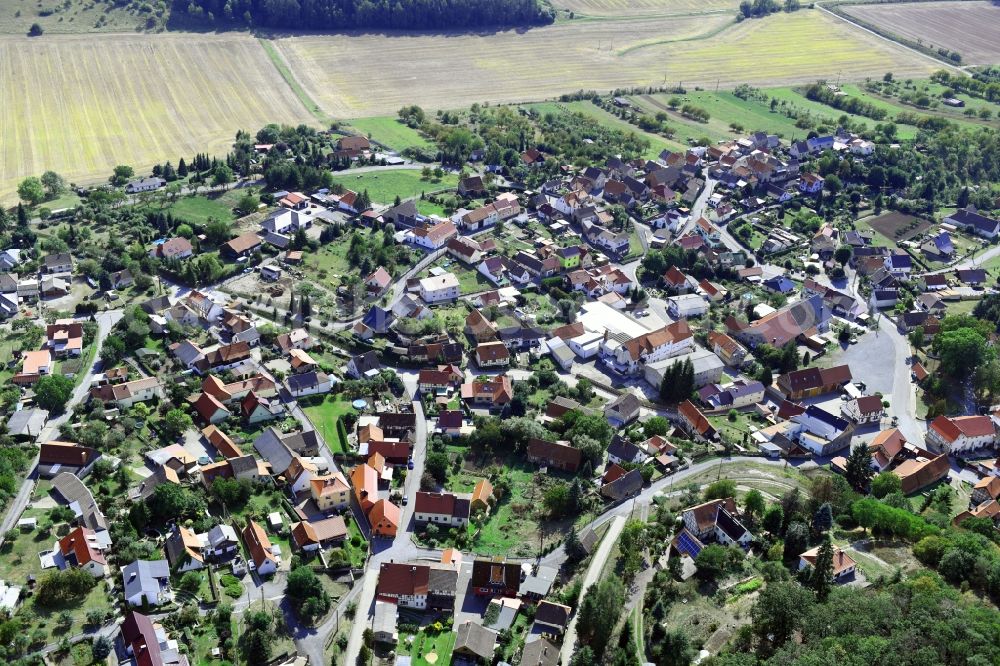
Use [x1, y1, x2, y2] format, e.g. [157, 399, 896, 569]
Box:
[0, 33, 318, 200]
[548, 0, 738, 17]
[842, 1, 1000, 66]
[275, 10, 937, 119]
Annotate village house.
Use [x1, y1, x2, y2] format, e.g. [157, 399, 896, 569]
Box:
[461, 375, 513, 409]
[678, 400, 717, 441]
[526, 438, 582, 473]
[413, 491, 471, 527]
[604, 393, 641, 427]
[841, 395, 885, 425]
[408, 220, 458, 250]
[90, 377, 164, 410]
[475, 341, 510, 369]
[926, 415, 997, 453]
[678, 497, 752, 552]
[242, 520, 279, 576]
[600, 319, 694, 376]
[707, 331, 748, 368]
[150, 236, 194, 260]
[418, 273, 460, 303]
[799, 545, 857, 581]
[944, 208, 1000, 239]
[221, 232, 263, 259]
[777, 365, 852, 400]
[58, 526, 109, 578]
[290, 517, 347, 552]
[310, 472, 351, 512]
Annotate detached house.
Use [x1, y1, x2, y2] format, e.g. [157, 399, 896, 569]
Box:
[461, 375, 513, 409]
[122, 559, 171, 607]
[526, 438, 582, 473]
[841, 395, 884, 425]
[408, 220, 458, 250]
[58, 526, 108, 578]
[242, 521, 278, 576]
[475, 341, 510, 369]
[418, 273, 460, 303]
[678, 400, 717, 441]
[414, 491, 471, 527]
[799, 545, 856, 581]
[945, 208, 1000, 239]
[926, 415, 996, 453]
[679, 497, 752, 550]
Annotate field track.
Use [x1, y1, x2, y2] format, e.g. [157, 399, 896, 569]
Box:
[276, 10, 936, 119]
[0, 33, 317, 200]
[842, 1, 1000, 66]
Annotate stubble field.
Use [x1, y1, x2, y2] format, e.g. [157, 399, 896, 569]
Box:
[0, 9, 941, 203]
[275, 10, 936, 119]
[842, 1, 1000, 66]
[0, 33, 317, 199]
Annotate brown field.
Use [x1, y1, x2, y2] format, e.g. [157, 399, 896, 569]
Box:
[275, 10, 936, 119]
[843, 1, 1000, 66]
[0, 33, 317, 200]
[868, 211, 932, 242]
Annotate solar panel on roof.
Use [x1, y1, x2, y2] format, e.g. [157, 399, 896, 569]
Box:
[675, 530, 703, 558]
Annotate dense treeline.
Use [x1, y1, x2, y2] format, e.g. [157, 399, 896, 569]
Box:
[804, 83, 889, 121]
[177, 0, 553, 30]
[709, 574, 1000, 665]
[932, 69, 1000, 103]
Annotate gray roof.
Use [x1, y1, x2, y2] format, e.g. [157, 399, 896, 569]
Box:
[207, 524, 238, 548]
[605, 393, 641, 418]
[607, 435, 643, 462]
[122, 559, 170, 600]
[521, 637, 560, 666]
[5, 408, 48, 437]
[253, 427, 295, 475]
[282, 429, 319, 454]
[601, 468, 643, 501]
[427, 566, 459, 594]
[455, 621, 498, 660]
[51, 472, 108, 532]
[229, 455, 260, 476]
[349, 351, 381, 377]
[519, 565, 557, 597]
[287, 371, 331, 393]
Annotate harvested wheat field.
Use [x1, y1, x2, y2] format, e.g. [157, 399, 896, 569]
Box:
[843, 1, 1000, 66]
[0, 33, 317, 199]
[276, 10, 936, 119]
[549, 0, 738, 17]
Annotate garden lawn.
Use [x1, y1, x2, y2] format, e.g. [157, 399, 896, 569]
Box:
[330, 169, 457, 206]
[708, 411, 756, 445]
[462, 464, 573, 557]
[346, 116, 434, 152]
[343, 514, 368, 569]
[399, 629, 456, 666]
[302, 394, 357, 454]
[161, 192, 240, 224]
